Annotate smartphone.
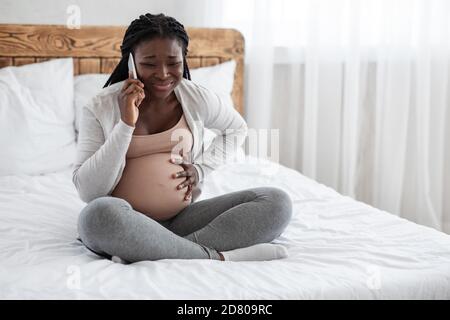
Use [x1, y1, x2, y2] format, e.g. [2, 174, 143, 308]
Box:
[128, 53, 138, 79]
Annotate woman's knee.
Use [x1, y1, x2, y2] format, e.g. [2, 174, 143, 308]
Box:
[77, 196, 130, 245]
[259, 187, 293, 227]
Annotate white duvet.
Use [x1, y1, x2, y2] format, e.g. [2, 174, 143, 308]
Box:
[1, 155, 449, 299]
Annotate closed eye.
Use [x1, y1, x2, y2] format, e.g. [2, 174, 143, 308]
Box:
[141, 62, 181, 67]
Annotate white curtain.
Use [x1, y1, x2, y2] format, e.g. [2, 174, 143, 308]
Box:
[174, 0, 450, 234]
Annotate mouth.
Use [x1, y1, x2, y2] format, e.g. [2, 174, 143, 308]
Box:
[152, 81, 174, 91]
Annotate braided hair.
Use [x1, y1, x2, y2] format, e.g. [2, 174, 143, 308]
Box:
[103, 13, 191, 88]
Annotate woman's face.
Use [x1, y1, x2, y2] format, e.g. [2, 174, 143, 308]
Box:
[133, 37, 184, 100]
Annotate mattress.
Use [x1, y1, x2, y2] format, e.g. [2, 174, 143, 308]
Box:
[1, 155, 449, 299]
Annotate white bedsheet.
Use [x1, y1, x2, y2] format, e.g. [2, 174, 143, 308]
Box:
[1, 155, 449, 299]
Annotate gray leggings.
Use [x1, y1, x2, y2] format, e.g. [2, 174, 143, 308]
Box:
[77, 187, 292, 263]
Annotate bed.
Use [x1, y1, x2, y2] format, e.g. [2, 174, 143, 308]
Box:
[1, 24, 450, 300]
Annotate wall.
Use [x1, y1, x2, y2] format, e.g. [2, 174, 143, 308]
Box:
[0, 0, 218, 27]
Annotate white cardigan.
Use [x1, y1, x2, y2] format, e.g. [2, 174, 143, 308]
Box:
[72, 78, 248, 203]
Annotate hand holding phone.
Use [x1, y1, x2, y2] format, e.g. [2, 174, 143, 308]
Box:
[117, 52, 145, 127]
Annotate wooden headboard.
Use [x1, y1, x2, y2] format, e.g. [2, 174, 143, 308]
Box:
[0, 24, 245, 115]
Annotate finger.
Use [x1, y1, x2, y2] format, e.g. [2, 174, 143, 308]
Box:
[122, 72, 133, 92]
[123, 84, 136, 95]
[184, 185, 193, 201]
[182, 150, 192, 161]
[177, 178, 190, 190]
[170, 154, 184, 164]
[128, 78, 144, 87]
[131, 84, 145, 94]
[172, 170, 188, 179]
[122, 76, 134, 92]
[129, 90, 143, 104]
[135, 96, 143, 108]
[134, 89, 145, 100]
[124, 84, 144, 96]
[122, 78, 145, 92]
[132, 90, 145, 107]
[133, 80, 144, 88]
[170, 157, 190, 165]
[136, 91, 145, 106]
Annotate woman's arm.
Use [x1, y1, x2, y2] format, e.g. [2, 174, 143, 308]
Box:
[193, 91, 248, 182]
[72, 105, 134, 203]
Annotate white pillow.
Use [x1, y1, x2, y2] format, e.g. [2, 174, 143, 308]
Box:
[190, 59, 236, 107]
[0, 58, 76, 176]
[74, 73, 110, 137]
[190, 60, 237, 148]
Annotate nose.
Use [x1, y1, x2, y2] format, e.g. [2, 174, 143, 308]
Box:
[155, 65, 169, 79]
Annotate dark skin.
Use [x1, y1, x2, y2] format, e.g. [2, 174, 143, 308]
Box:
[118, 37, 200, 202]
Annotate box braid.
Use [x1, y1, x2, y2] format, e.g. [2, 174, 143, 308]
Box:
[103, 13, 191, 88]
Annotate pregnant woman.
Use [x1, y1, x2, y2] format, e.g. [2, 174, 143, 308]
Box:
[73, 13, 292, 263]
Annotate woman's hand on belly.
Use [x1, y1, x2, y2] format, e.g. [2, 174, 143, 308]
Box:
[170, 155, 200, 202]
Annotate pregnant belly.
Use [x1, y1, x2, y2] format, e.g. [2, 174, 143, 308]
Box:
[111, 153, 190, 221]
